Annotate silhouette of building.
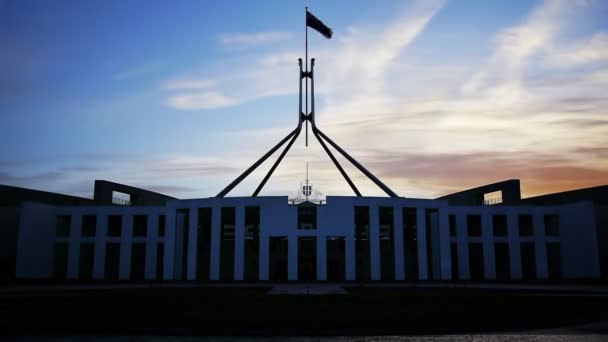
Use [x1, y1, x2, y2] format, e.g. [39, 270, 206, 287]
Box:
[7, 178, 608, 282]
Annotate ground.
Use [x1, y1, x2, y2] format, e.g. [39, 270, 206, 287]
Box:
[1, 283, 608, 338]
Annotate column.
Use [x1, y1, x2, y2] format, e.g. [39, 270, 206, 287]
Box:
[416, 207, 428, 280]
[438, 209, 452, 280]
[507, 212, 522, 280]
[345, 236, 356, 281]
[119, 214, 133, 280]
[317, 236, 327, 281]
[259, 235, 269, 280]
[210, 205, 221, 280]
[482, 212, 496, 280]
[534, 212, 548, 279]
[93, 214, 107, 280]
[66, 213, 82, 279]
[187, 208, 198, 280]
[393, 206, 405, 281]
[456, 213, 470, 280]
[369, 206, 381, 280]
[163, 208, 176, 280]
[234, 206, 245, 281]
[288, 236, 298, 280]
[145, 214, 158, 280]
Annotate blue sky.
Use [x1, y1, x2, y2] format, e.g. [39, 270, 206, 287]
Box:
[1, 0, 607, 199]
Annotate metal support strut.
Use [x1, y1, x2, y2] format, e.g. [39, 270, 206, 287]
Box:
[216, 58, 399, 198]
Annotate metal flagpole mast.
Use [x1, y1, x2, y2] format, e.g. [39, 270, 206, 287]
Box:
[306, 162, 309, 201]
[305, 6, 308, 147]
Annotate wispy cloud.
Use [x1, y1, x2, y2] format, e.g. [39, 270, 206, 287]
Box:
[167, 91, 238, 110]
[163, 78, 216, 90]
[219, 31, 293, 47]
[114, 61, 164, 80]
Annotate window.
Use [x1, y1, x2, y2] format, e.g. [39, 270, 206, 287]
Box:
[492, 214, 507, 236]
[544, 214, 559, 236]
[133, 215, 147, 237]
[81, 215, 96, 237]
[355, 206, 370, 240]
[483, 190, 503, 205]
[158, 215, 166, 237]
[107, 215, 122, 237]
[467, 214, 482, 236]
[379, 207, 393, 240]
[449, 215, 456, 237]
[298, 204, 317, 230]
[518, 214, 533, 236]
[56, 215, 71, 237]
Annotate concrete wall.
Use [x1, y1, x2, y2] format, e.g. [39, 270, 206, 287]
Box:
[15, 196, 602, 282]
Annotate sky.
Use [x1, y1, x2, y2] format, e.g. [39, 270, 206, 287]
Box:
[1, 0, 607, 200]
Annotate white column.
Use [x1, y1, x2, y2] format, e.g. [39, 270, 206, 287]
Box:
[482, 212, 496, 280]
[288, 236, 298, 280]
[119, 214, 133, 280]
[210, 205, 221, 280]
[259, 235, 269, 280]
[145, 214, 158, 280]
[345, 236, 356, 281]
[234, 206, 245, 281]
[507, 212, 522, 280]
[67, 213, 82, 279]
[438, 209, 452, 280]
[163, 209, 176, 280]
[317, 236, 327, 281]
[534, 212, 548, 279]
[93, 214, 107, 280]
[187, 208, 198, 280]
[456, 213, 470, 280]
[369, 206, 381, 280]
[416, 207, 428, 280]
[173, 213, 185, 280]
[393, 206, 405, 281]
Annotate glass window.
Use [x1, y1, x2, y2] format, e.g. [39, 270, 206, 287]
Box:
[56, 215, 71, 237]
[449, 215, 456, 236]
[298, 204, 317, 230]
[107, 215, 122, 237]
[133, 215, 147, 237]
[544, 214, 559, 236]
[158, 215, 166, 237]
[518, 214, 533, 236]
[467, 215, 482, 236]
[492, 214, 507, 236]
[81, 215, 97, 237]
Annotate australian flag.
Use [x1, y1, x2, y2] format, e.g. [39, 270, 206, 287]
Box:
[307, 10, 332, 39]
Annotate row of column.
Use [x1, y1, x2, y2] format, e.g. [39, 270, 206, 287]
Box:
[60, 213, 165, 280]
[452, 211, 557, 280]
[164, 206, 444, 281]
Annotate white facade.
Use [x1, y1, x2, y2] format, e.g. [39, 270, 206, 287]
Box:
[15, 196, 601, 281]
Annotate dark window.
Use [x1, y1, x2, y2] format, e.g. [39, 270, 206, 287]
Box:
[56, 215, 71, 237]
[379, 206, 393, 240]
[82, 215, 97, 237]
[492, 214, 507, 236]
[518, 214, 533, 236]
[298, 204, 317, 229]
[133, 215, 148, 237]
[467, 215, 482, 236]
[449, 215, 456, 237]
[108, 215, 122, 237]
[158, 215, 166, 237]
[544, 214, 559, 236]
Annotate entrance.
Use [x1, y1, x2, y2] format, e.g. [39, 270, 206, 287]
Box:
[327, 237, 345, 281]
[270, 237, 288, 281]
[298, 237, 316, 281]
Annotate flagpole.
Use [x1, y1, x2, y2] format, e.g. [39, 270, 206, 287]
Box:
[305, 7, 308, 147]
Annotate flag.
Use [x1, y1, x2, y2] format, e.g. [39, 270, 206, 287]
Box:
[306, 10, 332, 39]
